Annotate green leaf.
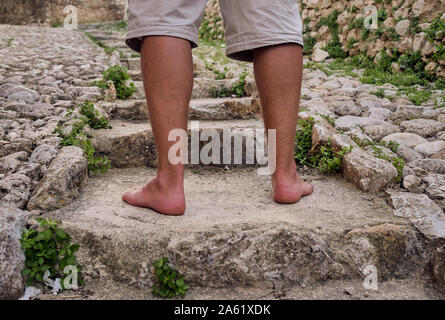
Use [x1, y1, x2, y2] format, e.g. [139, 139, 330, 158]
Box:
[36, 218, 48, 227]
[35, 273, 43, 282]
[21, 268, 31, 276]
[154, 268, 163, 278]
[176, 278, 184, 288]
[55, 229, 68, 240]
[66, 255, 75, 265]
[59, 248, 67, 257]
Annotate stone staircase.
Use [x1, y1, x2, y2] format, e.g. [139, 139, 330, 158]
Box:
[36, 25, 445, 299]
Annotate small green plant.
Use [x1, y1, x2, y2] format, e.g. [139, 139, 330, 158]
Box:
[348, 17, 364, 30]
[294, 117, 352, 173]
[434, 96, 445, 109]
[210, 85, 231, 98]
[79, 101, 112, 129]
[54, 102, 112, 175]
[231, 71, 248, 97]
[347, 38, 359, 50]
[93, 65, 136, 100]
[51, 21, 63, 28]
[425, 15, 445, 42]
[370, 146, 404, 183]
[98, 20, 128, 32]
[210, 71, 248, 98]
[152, 257, 189, 298]
[320, 114, 336, 127]
[312, 140, 353, 173]
[84, 32, 115, 54]
[303, 35, 317, 55]
[409, 16, 421, 35]
[385, 27, 400, 41]
[3, 37, 14, 46]
[295, 117, 315, 165]
[350, 6, 359, 14]
[209, 66, 228, 80]
[371, 88, 386, 98]
[54, 122, 111, 175]
[20, 218, 84, 288]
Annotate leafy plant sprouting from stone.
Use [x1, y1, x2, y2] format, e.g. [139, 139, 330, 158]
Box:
[79, 101, 112, 129]
[20, 218, 84, 289]
[294, 117, 352, 173]
[93, 65, 136, 100]
[54, 102, 112, 175]
[152, 257, 190, 298]
[210, 70, 248, 98]
[371, 146, 405, 184]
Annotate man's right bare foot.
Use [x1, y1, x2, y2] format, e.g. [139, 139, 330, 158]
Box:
[272, 169, 314, 204]
[122, 176, 186, 216]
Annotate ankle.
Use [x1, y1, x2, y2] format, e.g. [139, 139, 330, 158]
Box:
[273, 162, 297, 180]
[156, 167, 184, 187]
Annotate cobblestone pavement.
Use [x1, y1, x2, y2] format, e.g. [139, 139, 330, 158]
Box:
[1, 24, 444, 299]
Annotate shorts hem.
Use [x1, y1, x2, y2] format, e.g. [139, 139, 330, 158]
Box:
[125, 26, 199, 52]
[226, 34, 304, 62]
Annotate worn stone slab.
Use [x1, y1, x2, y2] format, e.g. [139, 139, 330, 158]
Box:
[388, 192, 445, 239]
[342, 148, 398, 192]
[42, 167, 432, 291]
[0, 207, 29, 300]
[27, 146, 88, 212]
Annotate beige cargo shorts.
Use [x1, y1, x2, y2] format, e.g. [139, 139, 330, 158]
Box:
[125, 0, 303, 62]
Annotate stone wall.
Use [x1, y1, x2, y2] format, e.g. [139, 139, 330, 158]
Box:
[201, 0, 445, 78]
[0, 0, 127, 25]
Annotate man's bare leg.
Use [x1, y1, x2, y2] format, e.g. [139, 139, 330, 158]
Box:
[253, 43, 314, 203]
[122, 36, 193, 215]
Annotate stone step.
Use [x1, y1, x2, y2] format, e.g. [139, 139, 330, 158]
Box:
[42, 277, 444, 300]
[90, 119, 269, 168]
[121, 58, 140, 71]
[194, 78, 241, 99]
[108, 98, 261, 121]
[87, 32, 124, 42]
[125, 76, 248, 100]
[127, 69, 142, 81]
[189, 97, 261, 120]
[102, 41, 129, 49]
[41, 167, 443, 295]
